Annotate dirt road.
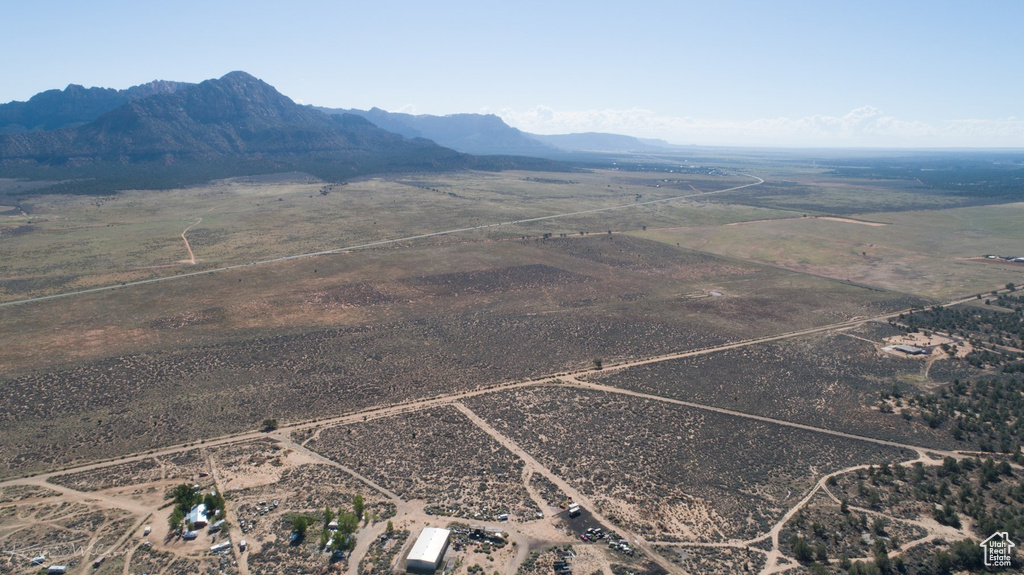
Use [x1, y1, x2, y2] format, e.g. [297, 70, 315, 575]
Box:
[453, 402, 684, 575]
[180, 217, 202, 264]
[0, 175, 764, 309]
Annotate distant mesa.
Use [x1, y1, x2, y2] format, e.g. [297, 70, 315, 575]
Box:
[320, 106, 679, 157]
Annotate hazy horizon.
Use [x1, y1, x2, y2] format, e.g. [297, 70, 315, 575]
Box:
[4, 0, 1022, 148]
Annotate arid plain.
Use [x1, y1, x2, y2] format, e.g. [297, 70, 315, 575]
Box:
[1, 158, 1022, 575]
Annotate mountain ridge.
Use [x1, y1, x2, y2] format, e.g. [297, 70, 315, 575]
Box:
[0, 73, 567, 193]
[320, 106, 679, 156]
[0, 79, 192, 134]
[320, 106, 561, 157]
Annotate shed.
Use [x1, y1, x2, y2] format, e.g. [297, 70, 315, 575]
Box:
[407, 527, 451, 573]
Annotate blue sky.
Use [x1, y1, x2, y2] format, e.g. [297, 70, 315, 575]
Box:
[3, 1, 1022, 147]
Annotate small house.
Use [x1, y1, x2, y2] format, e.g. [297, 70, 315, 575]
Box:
[893, 345, 928, 355]
[187, 503, 208, 529]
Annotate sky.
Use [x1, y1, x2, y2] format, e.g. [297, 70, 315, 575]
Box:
[2, 0, 1022, 148]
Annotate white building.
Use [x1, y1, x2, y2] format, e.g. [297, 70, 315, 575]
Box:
[187, 503, 208, 529]
[406, 527, 451, 573]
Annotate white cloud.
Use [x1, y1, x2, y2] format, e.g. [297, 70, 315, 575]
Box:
[498, 105, 1024, 148]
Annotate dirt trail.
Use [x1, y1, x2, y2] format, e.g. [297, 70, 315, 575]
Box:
[756, 453, 971, 575]
[562, 377, 949, 457]
[275, 434, 402, 502]
[521, 469, 550, 518]
[4, 286, 998, 490]
[180, 217, 202, 264]
[452, 402, 683, 575]
[208, 451, 250, 575]
[0, 289, 1009, 575]
[0, 174, 764, 309]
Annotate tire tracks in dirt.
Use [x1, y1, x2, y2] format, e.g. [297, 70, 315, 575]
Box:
[452, 401, 683, 575]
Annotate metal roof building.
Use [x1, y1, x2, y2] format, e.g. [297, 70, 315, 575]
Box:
[892, 344, 928, 355]
[187, 503, 208, 528]
[407, 527, 451, 573]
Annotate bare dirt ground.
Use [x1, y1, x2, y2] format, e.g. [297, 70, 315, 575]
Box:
[725, 215, 888, 227]
[180, 217, 202, 264]
[815, 216, 888, 226]
[1, 169, 1018, 575]
[0, 294, 997, 575]
[882, 332, 973, 359]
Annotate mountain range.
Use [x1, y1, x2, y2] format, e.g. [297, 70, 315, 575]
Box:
[320, 107, 677, 157]
[0, 72, 676, 193]
[0, 80, 191, 134]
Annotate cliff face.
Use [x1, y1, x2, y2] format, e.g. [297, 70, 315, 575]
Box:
[0, 79, 191, 134]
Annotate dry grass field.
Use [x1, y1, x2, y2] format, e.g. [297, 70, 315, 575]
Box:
[643, 198, 1024, 299]
[1, 159, 1021, 575]
[0, 229, 918, 477]
[0, 170, 756, 302]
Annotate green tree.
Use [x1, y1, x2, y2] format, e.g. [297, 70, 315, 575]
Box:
[291, 515, 309, 537]
[873, 539, 890, 572]
[171, 483, 201, 509]
[324, 505, 335, 527]
[386, 520, 394, 534]
[203, 491, 225, 516]
[792, 537, 813, 563]
[168, 507, 185, 531]
[262, 418, 278, 432]
[815, 544, 828, 563]
[337, 512, 360, 535]
[353, 494, 364, 520]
